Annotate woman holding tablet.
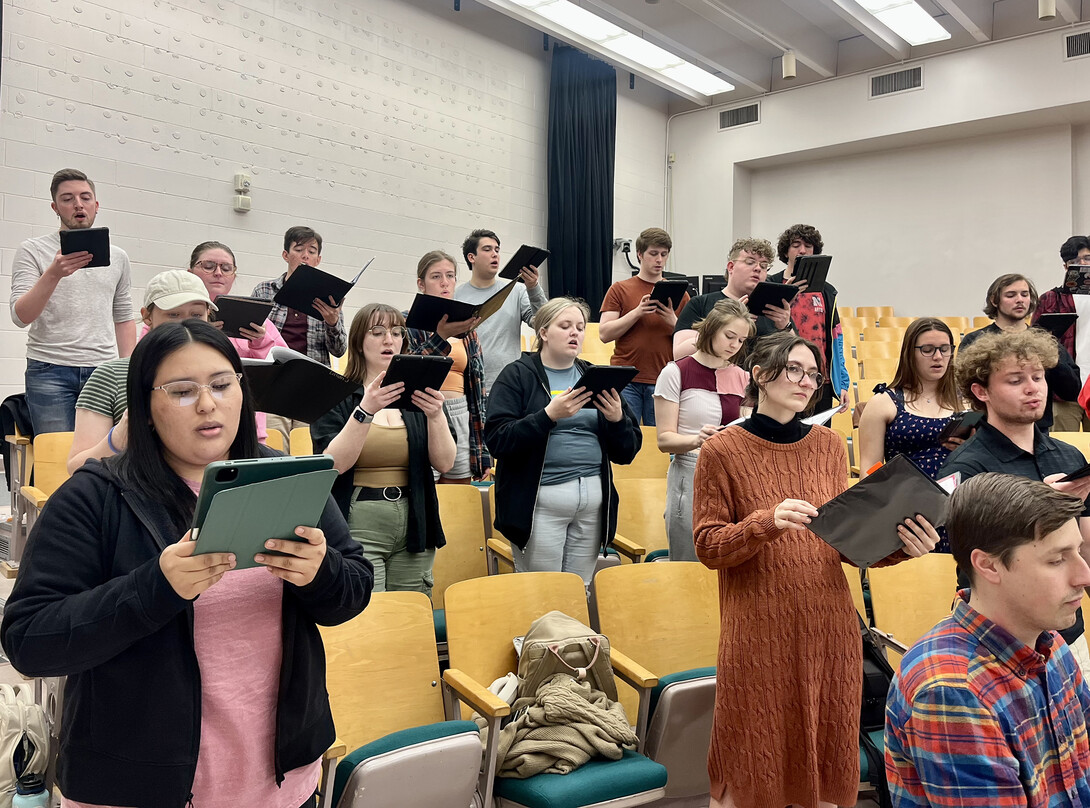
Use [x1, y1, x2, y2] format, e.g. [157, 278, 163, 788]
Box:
[311, 303, 456, 594]
[405, 249, 490, 483]
[653, 297, 753, 561]
[693, 331, 938, 808]
[1, 320, 374, 808]
[485, 297, 642, 586]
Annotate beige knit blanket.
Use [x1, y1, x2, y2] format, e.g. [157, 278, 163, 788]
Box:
[495, 673, 638, 779]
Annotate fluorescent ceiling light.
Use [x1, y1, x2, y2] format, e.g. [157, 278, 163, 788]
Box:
[501, 0, 733, 98]
[857, 0, 951, 46]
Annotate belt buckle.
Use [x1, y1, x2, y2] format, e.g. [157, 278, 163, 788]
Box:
[382, 486, 402, 502]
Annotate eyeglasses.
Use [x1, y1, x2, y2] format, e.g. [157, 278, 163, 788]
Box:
[784, 363, 824, 387]
[915, 344, 953, 357]
[152, 373, 242, 406]
[192, 260, 237, 275]
[1068, 258, 1090, 267]
[368, 326, 407, 339]
[739, 257, 771, 271]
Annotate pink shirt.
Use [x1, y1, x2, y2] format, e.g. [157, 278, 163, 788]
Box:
[62, 479, 321, 808]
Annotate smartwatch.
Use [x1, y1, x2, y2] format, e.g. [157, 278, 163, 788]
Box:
[353, 406, 374, 425]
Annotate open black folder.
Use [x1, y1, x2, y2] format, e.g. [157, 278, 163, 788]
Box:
[273, 258, 374, 320]
[808, 455, 949, 569]
[499, 245, 550, 281]
[242, 347, 359, 423]
[381, 354, 454, 410]
[212, 295, 273, 339]
[404, 281, 518, 333]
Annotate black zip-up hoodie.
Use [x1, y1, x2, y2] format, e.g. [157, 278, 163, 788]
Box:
[484, 352, 642, 550]
[0, 458, 374, 807]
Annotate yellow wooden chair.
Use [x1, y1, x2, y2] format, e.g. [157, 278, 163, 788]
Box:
[19, 432, 75, 537]
[855, 378, 888, 405]
[972, 316, 993, 329]
[289, 427, 314, 456]
[432, 485, 490, 657]
[840, 316, 868, 342]
[877, 315, 914, 329]
[443, 572, 668, 808]
[1053, 432, 1090, 456]
[861, 327, 905, 343]
[837, 306, 854, 320]
[611, 426, 669, 479]
[868, 553, 958, 668]
[938, 316, 971, 333]
[859, 357, 899, 382]
[856, 306, 894, 326]
[319, 591, 504, 808]
[856, 341, 902, 363]
[614, 477, 669, 557]
[594, 562, 719, 800]
[263, 429, 285, 452]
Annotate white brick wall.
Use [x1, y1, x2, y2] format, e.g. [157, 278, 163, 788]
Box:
[1, 0, 667, 403]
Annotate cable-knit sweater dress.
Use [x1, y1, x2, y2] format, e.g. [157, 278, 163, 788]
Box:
[693, 424, 860, 808]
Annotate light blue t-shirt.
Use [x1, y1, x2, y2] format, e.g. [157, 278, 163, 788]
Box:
[541, 363, 602, 486]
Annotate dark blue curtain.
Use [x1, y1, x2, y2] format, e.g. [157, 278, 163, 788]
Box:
[546, 46, 616, 318]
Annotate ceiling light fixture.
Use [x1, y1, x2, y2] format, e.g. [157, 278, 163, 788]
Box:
[782, 51, 797, 80]
[856, 0, 951, 46]
[1039, 0, 1057, 20]
[499, 0, 734, 101]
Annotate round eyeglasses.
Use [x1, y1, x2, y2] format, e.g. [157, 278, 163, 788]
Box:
[915, 345, 953, 357]
[192, 260, 237, 275]
[784, 363, 823, 387]
[152, 373, 242, 406]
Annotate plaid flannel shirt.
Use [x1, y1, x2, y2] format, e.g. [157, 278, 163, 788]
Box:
[1034, 287, 1078, 361]
[405, 324, 491, 479]
[251, 273, 347, 366]
[885, 591, 1090, 807]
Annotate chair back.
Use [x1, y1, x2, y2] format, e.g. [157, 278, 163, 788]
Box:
[855, 306, 894, 326]
[32, 432, 74, 497]
[1053, 432, 1090, 458]
[613, 478, 669, 555]
[860, 357, 899, 382]
[877, 315, 914, 329]
[842, 563, 866, 619]
[855, 378, 888, 404]
[861, 327, 905, 343]
[263, 430, 285, 452]
[289, 427, 313, 456]
[611, 426, 669, 479]
[855, 341, 902, 362]
[432, 486, 489, 609]
[868, 553, 958, 667]
[444, 571, 589, 687]
[320, 592, 445, 752]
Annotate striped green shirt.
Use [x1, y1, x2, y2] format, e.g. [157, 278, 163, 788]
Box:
[75, 357, 129, 423]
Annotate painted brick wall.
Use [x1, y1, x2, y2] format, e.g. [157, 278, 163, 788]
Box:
[1, 0, 668, 400]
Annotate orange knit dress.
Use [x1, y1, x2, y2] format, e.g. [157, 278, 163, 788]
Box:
[693, 424, 860, 808]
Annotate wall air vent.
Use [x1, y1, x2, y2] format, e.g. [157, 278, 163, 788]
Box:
[718, 103, 759, 131]
[869, 66, 922, 98]
[1066, 31, 1090, 60]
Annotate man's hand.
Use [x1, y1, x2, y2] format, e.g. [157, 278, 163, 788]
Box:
[46, 250, 93, 280]
[1045, 472, 1090, 503]
[788, 277, 810, 293]
[762, 299, 793, 330]
[312, 295, 342, 327]
[897, 515, 939, 557]
[519, 265, 541, 289]
[436, 314, 481, 340]
[654, 301, 678, 328]
[774, 498, 819, 531]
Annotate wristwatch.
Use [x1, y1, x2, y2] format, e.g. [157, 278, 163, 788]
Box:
[353, 406, 374, 425]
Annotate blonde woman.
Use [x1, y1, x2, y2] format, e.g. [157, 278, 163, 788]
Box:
[654, 298, 754, 560]
[484, 297, 642, 585]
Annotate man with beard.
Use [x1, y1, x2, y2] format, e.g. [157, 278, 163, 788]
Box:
[672, 237, 792, 360]
[940, 328, 1090, 675]
[9, 168, 135, 433]
[959, 273, 1079, 432]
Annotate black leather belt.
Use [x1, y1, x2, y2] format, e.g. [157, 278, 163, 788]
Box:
[355, 486, 407, 502]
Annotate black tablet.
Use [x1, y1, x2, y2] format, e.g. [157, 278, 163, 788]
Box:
[792, 255, 832, 291]
[59, 227, 111, 268]
[381, 354, 454, 411]
[213, 295, 274, 339]
[1064, 264, 1090, 295]
[1060, 462, 1090, 483]
[1036, 312, 1078, 340]
[937, 410, 984, 443]
[746, 282, 799, 316]
[649, 280, 689, 310]
[572, 365, 639, 408]
[499, 245, 550, 281]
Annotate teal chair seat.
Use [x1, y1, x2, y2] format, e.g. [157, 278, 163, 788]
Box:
[859, 728, 885, 781]
[332, 721, 479, 808]
[644, 549, 670, 563]
[648, 666, 716, 717]
[493, 749, 668, 808]
[433, 609, 447, 644]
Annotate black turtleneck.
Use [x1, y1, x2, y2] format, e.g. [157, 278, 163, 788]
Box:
[742, 412, 812, 444]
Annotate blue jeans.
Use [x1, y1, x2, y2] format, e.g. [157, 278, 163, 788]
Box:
[512, 475, 603, 586]
[621, 381, 656, 425]
[24, 359, 95, 434]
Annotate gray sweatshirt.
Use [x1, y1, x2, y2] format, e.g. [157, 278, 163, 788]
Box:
[454, 279, 548, 394]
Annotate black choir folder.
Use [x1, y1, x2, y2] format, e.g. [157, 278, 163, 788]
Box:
[212, 296, 274, 339]
[242, 347, 358, 423]
[808, 455, 949, 569]
[381, 354, 454, 411]
[498, 245, 550, 281]
[273, 258, 374, 320]
[404, 281, 517, 333]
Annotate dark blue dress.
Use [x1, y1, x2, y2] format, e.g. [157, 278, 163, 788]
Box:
[880, 386, 955, 552]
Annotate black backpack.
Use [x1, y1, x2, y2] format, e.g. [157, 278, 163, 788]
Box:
[859, 613, 894, 808]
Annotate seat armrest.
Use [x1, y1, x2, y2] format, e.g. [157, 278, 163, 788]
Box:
[869, 627, 908, 655]
[444, 668, 511, 719]
[485, 538, 513, 564]
[6, 435, 30, 447]
[611, 648, 658, 689]
[610, 533, 646, 561]
[20, 486, 48, 509]
[323, 737, 347, 760]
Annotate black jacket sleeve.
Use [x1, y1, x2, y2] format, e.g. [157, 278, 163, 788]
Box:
[0, 476, 190, 677]
[1048, 343, 1082, 402]
[484, 364, 556, 458]
[601, 403, 642, 465]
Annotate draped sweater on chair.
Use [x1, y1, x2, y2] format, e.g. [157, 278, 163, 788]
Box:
[693, 419, 861, 808]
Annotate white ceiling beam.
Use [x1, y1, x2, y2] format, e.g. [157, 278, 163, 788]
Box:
[1056, 0, 1082, 24]
[814, 0, 911, 60]
[677, 0, 839, 78]
[932, 0, 992, 42]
